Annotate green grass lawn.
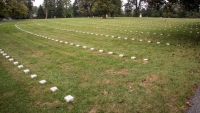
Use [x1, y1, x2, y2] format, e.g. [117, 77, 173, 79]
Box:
[0, 17, 200, 113]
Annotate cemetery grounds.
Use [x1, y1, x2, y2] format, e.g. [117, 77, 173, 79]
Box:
[0, 17, 200, 113]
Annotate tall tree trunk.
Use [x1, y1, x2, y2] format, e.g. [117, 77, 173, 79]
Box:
[45, 9, 48, 19]
[111, 12, 114, 18]
[102, 12, 106, 18]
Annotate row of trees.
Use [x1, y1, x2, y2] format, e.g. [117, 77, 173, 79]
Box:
[124, 0, 200, 18]
[0, 0, 199, 19]
[0, 0, 34, 19]
[38, 0, 122, 19]
[73, 0, 122, 18]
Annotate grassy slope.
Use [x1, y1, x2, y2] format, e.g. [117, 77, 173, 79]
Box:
[0, 18, 200, 113]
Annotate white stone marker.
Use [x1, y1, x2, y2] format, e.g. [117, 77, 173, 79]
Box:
[157, 42, 160, 44]
[60, 41, 63, 43]
[50, 86, 58, 92]
[5, 56, 10, 59]
[99, 50, 103, 53]
[39, 80, 47, 84]
[0, 51, 4, 54]
[90, 48, 94, 51]
[83, 46, 87, 49]
[3, 53, 7, 56]
[76, 45, 80, 47]
[148, 41, 151, 43]
[108, 52, 113, 55]
[118, 37, 121, 39]
[131, 56, 136, 60]
[9, 58, 14, 62]
[124, 38, 128, 40]
[64, 95, 74, 102]
[143, 59, 148, 61]
[18, 65, 23, 69]
[13, 62, 19, 65]
[65, 42, 68, 44]
[70, 43, 74, 46]
[140, 39, 143, 42]
[30, 74, 37, 78]
[24, 69, 30, 74]
[166, 43, 170, 46]
[119, 54, 124, 57]
[132, 38, 135, 40]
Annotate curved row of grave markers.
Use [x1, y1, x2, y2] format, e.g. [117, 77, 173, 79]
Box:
[51, 20, 200, 34]
[0, 48, 74, 103]
[15, 23, 149, 62]
[33, 21, 170, 46]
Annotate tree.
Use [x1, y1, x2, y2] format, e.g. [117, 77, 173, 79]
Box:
[43, 0, 49, 18]
[77, 0, 95, 17]
[37, 5, 45, 19]
[92, 0, 110, 18]
[24, 0, 33, 18]
[109, 0, 122, 17]
[73, 0, 80, 17]
[56, 0, 65, 18]
[0, 0, 7, 19]
[92, 0, 121, 18]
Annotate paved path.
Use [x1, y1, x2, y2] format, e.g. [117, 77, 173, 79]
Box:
[186, 86, 200, 113]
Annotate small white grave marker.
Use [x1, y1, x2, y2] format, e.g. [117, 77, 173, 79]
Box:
[64, 95, 74, 102]
[50, 86, 58, 92]
[13, 62, 19, 65]
[70, 43, 74, 46]
[9, 58, 14, 62]
[124, 38, 128, 40]
[119, 54, 124, 57]
[90, 48, 94, 50]
[24, 69, 30, 74]
[65, 42, 68, 44]
[139, 39, 143, 42]
[18, 65, 23, 69]
[143, 59, 148, 61]
[148, 41, 151, 43]
[166, 43, 170, 46]
[60, 41, 63, 43]
[76, 45, 80, 47]
[131, 56, 136, 60]
[5, 56, 10, 59]
[157, 42, 160, 44]
[118, 37, 121, 39]
[3, 53, 7, 56]
[108, 52, 113, 55]
[31, 74, 37, 78]
[39, 80, 47, 84]
[99, 50, 103, 53]
[0, 51, 4, 54]
[132, 38, 135, 41]
[83, 46, 87, 49]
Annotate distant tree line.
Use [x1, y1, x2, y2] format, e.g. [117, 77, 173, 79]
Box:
[124, 0, 200, 18]
[0, 0, 199, 19]
[0, 0, 34, 19]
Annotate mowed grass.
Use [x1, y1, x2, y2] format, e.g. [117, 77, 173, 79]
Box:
[0, 17, 200, 113]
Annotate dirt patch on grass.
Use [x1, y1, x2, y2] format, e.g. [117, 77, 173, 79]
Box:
[106, 69, 129, 75]
[32, 51, 43, 57]
[140, 75, 158, 93]
[3, 91, 15, 97]
[89, 106, 99, 113]
[35, 99, 60, 106]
